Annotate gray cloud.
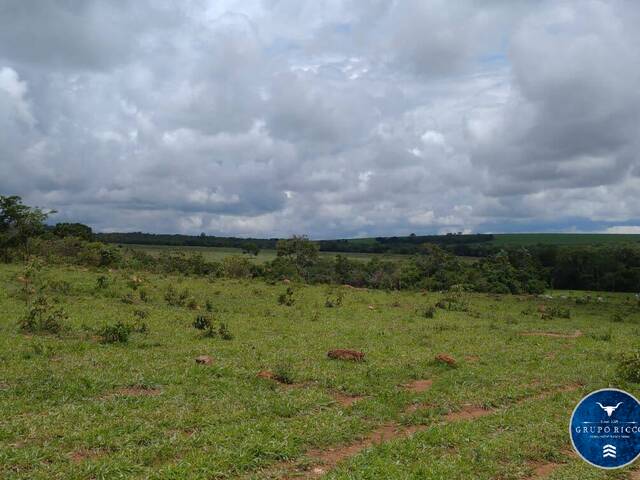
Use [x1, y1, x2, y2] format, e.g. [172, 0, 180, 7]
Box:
[0, 0, 639, 237]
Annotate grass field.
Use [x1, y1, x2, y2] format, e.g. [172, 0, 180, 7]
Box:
[120, 244, 413, 263]
[1, 263, 640, 479]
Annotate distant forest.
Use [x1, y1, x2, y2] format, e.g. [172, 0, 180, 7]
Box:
[95, 232, 496, 256]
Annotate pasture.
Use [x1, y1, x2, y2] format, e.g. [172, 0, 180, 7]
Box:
[1, 263, 640, 479]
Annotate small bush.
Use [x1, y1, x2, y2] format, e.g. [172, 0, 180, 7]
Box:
[218, 322, 233, 340]
[120, 293, 135, 304]
[422, 305, 436, 318]
[19, 295, 68, 335]
[165, 285, 190, 307]
[97, 321, 133, 344]
[96, 275, 110, 289]
[618, 352, 640, 382]
[273, 359, 294, 384]
[138, 289, 150, 303]
[613, 312, 626, 323]
[205, 300, 214, 312]
[193, 315, 212, 331]
[542, 306, 571, 320]
[186, 297, 199, 310]
[278, 287, 295, 306]
[133, 309, 149, 319]
[324, 289, 344, 308]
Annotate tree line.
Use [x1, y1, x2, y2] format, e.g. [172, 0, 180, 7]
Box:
[2, 195, 639, 293]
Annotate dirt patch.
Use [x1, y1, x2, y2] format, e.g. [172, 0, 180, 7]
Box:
[402, 379, 433, 393]
[295, 423, 427, 478]
[521, 330, 582, 338]
[69, 448, 106, 463]
[464, 355, 480, 363]
[195, 355, 213, 365]
[332, 392, 365, 407]
[257, 370, 276, 380]
[444, 405, 492, 422]
[327, 349, 365, 362]
[524, 461, 561, 479]
[434, 353, 457, 366]
[110, 386, 161, 397]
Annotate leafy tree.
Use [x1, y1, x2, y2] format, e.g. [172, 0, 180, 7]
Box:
[276, 235, 319, 279]
[53, 222, 93, 241]
[242, 242, 260, 256]
[0, 195, 53, 261]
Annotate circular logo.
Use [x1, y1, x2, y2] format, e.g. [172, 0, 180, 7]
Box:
[570, 389, 640, 469]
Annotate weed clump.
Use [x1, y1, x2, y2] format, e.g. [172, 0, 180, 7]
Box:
[193, 314, 233, 340]
[165, 285, 190, 307]
[278, 287, 295, 306]
[618, 352, 640, 382]
[98, 321, 133, 344]
[542, 306, 571, 319]
[273, 359, 294, 384]
[19, 295, 68, 334]
[422, 305, 436, 318]
[324, 288, 344, 308]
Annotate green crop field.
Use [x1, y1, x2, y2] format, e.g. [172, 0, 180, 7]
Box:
[2, 263, 640, 479]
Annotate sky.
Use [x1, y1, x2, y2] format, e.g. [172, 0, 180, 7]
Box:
[1, 0, 639, 239]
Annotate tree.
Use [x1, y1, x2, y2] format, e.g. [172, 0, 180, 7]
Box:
[242, 242, 260, 256]
[53, 222, 93, 241]
[276, 235, 319, 279]
[0, 195, 53, 261]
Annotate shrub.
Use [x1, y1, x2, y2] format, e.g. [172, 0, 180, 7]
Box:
[186, 297, 199, 310]
[613, 312, 626, 323]
[18, 295, 68, 334]
[218, 322, 233, 340]
[193, 314, 212, 331]
[165, 285, 190, 307]
[422, 305, 436, 318]
[97, 321, 133, 344]
[205, 299, 214, 312]
[133, 309, 149, 319]
[273, 358, 294, 384]
[324, 289, 344, 308]
[96, 275, 110, 289]
[617, 352, 640, 382]
[278, 287, 295, 306]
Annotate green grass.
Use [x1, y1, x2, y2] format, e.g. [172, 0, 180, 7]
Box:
[120, 244, 411, 263]
[1, 263, 639, 479]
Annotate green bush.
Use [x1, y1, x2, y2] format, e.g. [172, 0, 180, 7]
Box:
[617, 352, 640, 382]
[97, 321, 133, 344]
[18, 295, 68, 334]
[278, 287, 295, 306]
[193, 314, 212, 331]
[422, 305, 436, 318]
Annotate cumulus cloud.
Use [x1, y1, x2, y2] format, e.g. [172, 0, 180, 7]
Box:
[0, 0, 638, 237]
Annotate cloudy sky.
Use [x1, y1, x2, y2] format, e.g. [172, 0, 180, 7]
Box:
[1, 0, 639, 238]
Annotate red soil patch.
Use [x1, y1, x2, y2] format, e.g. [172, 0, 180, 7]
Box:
[523, 461, 561, 479]
[444, 404, 492, 421]
[332, 392, 365, 407]
[195, 355, 213, 365]
[293, 423, 427, 478]
[327, 349, 365, 362]
[270, 383, 583, 479]
[434, 353, 457, 366]
[69, 448, 106, 463]
[257, 370, 276, 380]
[521, 330, 582, 338]
[402, 379, 433, 393]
